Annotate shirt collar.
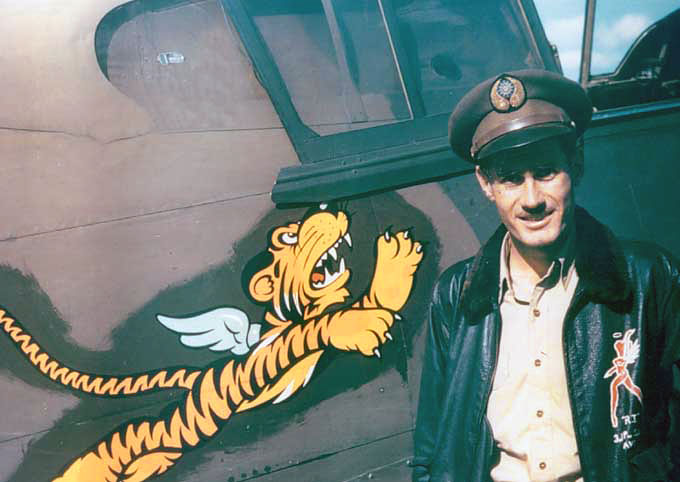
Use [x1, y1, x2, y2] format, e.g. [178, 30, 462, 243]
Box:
[498, 232, 576, 304]
[460, 207, 632, 322]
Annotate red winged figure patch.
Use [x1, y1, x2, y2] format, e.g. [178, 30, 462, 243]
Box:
[604, 328, 643, 428]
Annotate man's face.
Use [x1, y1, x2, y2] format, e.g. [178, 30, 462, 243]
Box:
[475, 138, 577, 253]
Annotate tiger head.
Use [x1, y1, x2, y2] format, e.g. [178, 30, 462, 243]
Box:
[248, 205, 353, 322]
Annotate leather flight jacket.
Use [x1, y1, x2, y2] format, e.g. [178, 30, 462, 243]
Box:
[412, 207, 680, 482]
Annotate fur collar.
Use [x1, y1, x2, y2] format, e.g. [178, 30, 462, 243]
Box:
[460, 206, 632, 320]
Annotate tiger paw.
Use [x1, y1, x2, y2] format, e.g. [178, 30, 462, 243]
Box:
[327, 308, 394, 357]
[368, 229, 424, 311]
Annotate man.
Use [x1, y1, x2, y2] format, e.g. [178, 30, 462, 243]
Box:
[412, 69, 680, 481]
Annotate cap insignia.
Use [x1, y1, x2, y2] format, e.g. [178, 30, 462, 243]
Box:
[490, 75, 526, 112]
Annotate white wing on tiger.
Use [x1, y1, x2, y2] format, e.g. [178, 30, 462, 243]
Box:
[157, 307, 262, 355]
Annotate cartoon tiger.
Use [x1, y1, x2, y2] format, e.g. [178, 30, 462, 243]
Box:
[0, 204, 423, 481]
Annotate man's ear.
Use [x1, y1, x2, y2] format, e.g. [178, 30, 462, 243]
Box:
[570, 144, 585, 186]
[475, 166, 496, 202]
[249, 266, 276, 302]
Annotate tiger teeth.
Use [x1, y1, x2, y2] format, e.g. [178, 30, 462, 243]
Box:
[316, 237, 343, 266]
[312, 257, 347, 289]
[344, 233, 352, 247]
[313, 233, 351, 286]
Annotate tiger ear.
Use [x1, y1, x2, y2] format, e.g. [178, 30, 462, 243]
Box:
[249, 267, 276, 302]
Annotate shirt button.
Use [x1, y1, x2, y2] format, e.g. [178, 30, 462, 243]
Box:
[536, 409, 544, 418]
[539, 462, 547, 470]
[533, 308, 541, 317]
[534, 359, 542, 367]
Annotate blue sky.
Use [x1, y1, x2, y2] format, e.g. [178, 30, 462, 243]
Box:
[533, 0, 677, 80]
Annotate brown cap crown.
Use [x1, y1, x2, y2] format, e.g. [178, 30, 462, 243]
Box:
[448, 69, 592, 163]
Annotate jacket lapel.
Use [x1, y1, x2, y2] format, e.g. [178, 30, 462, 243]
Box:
[572, 207, 632, 305]
[460, 224, 505, 321]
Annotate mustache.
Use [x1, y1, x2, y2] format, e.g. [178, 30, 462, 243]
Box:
[518, 208, 553, 221]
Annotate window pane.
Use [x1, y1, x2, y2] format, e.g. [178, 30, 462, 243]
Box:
[246, 0, 411, 135]
[591, 1, 678, 76]
[533, 0, 584, 81]
[393, 0, 543, 116]
[245, 0, 543, 136]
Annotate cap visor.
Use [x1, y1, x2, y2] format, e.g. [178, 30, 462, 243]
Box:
[476, 124, 575, 161]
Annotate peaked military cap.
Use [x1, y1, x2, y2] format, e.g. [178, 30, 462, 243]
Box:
[448, 69, 593, 163]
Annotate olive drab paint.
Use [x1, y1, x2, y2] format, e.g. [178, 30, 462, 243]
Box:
[2, 0, 680, 480]
[0, 196, 440, 481]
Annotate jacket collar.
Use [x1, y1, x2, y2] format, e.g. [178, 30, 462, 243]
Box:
[460, 206, 632, 320]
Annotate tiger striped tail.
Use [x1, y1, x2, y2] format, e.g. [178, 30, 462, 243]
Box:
[0, 308, 201, 396]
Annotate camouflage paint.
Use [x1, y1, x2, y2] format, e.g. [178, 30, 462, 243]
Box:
[0, 195, 440, 481]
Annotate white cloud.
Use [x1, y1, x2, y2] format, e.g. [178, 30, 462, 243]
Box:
[538, 14, 584, 81]
[557, 48, 582, 81]
[591, 13, 651, 74]
[543, 15, 584, 51]
[596, 14, 650, 50]
[532, 2, 656, 78]
[590, 51, 620, 74]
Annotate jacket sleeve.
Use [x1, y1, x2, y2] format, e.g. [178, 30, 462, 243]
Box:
[412, 276, 453, 482]
[659, 251, 680, 480]
[634, 248, 680, 481]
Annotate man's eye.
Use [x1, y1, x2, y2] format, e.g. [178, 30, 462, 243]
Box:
[534, 167, 558, 180]
[498, 173, 524, 184]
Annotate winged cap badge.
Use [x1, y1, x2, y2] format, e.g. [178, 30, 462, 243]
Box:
[490, 75, 526, 112]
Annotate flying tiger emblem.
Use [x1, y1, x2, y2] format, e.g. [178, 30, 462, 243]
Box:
[0, 204, 424, 481]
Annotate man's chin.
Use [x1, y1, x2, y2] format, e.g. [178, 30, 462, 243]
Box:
[513, 229, 562, 251]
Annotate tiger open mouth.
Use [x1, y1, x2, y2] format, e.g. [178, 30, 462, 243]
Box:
[310, 232, 352, 289]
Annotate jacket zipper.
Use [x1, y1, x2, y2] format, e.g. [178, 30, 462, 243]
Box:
[562, 286, 587, 478]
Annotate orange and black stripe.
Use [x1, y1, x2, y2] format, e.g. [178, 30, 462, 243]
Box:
[1, 306, 340, 481]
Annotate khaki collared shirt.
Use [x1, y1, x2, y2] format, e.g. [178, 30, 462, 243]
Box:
[487, 233, 582, 482]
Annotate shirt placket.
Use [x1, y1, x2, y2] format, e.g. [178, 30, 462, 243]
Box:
[527, 265, 561, 481]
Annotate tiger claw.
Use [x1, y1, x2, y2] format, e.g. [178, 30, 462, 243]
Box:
[384, 231, 391, 241]
[373, 348, 381, 359]
[385, 332, 393, 341]
[394, 313, 402, 321]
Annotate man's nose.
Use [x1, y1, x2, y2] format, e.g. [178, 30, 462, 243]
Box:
[521, 178, 546, 211]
